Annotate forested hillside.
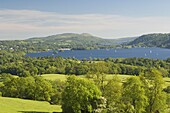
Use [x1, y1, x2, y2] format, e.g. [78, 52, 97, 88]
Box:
[128, 33, 170, 48]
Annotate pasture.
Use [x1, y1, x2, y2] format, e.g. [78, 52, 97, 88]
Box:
[42, 74, 67, 81]
[42, 74, 170, 88]
[41, 74, 132, 81]
[0, 96, 61, 113]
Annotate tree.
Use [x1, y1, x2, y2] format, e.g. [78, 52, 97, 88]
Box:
[103, 76, 122, 113]
[50, 80, 66, 104]
[62, 76, 102, 113]
[142, 69, 167, 113]
[88, 62, 109, 94]
[122, 76, 148, 113]
[1, 76, 18, 97]
[33, 76, 53, 101]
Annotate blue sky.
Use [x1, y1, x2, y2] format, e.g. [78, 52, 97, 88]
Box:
[1, 0, 170, 40]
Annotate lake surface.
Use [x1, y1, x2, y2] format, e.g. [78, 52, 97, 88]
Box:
[26, 47, 170, 60]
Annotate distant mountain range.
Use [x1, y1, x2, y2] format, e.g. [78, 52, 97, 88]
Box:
[127, 33, 170, 49]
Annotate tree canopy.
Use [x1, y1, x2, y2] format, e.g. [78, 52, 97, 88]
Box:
[62, 76, 103, 113]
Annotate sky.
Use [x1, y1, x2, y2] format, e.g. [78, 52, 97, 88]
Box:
[1, 0, 170, 40]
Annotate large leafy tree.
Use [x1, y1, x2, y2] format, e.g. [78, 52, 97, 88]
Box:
[62, 76, 102, 113]
[50, 80, 66, 104]
[142, 69, 167, 113]
[122, 76, 148, 113]
[33, 76, 53, 101]
[87, 62, 109, 94]
[103, 76, 122, 112]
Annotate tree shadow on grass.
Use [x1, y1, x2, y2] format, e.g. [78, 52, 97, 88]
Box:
[18, 111, 62, 113]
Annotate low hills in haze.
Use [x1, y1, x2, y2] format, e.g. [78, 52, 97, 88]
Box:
[0, 33, 135, 52]
[27, 33, 117, 49]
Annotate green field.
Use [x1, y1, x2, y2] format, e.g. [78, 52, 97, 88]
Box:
[42, 74, 68, 81]
[104, 74, 132, 81]
[42, 74, 170, 88]
[41, 74, 132, 81]
[0, 97, 61, 113]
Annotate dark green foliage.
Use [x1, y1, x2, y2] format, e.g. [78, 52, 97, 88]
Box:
[164, 87, 170, 108]
[1, 75, 52, 101]
[50, 80, 66, 104]
[164, 86, 170, 93]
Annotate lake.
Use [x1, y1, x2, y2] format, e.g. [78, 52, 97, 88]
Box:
[26, 47, 170, 60]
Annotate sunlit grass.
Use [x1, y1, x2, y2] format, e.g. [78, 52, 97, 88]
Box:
[42, 74, 170, 87]
[42, 74, 67, 81]
[42, 74, 132, 82]
[0, 96, 62, 113]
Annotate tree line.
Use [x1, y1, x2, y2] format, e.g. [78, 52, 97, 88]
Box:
[0, 51, 169, 77]
[0, 73, 65, 105]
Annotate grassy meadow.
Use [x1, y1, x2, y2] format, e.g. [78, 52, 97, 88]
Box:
[42, 74, 170, 87]
[41, 74, 132, 81]
[0, 96, 61, 113]
[42, 74, 67, 81]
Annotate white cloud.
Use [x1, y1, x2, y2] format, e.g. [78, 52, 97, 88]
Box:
[0, 9, 170, 40]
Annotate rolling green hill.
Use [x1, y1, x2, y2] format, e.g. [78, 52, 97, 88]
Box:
[128, 33, 170, 48]
[28, 33, 119, 50]
[0, 33, 136, 52]
[0, 33, 117, 52]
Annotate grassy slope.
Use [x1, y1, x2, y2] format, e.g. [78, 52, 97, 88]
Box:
[0, 97, 61, 113]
